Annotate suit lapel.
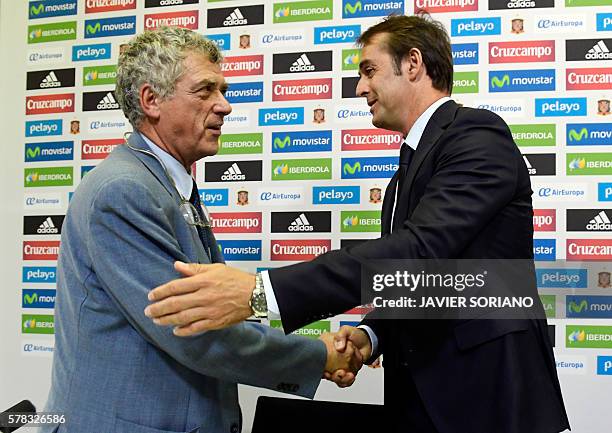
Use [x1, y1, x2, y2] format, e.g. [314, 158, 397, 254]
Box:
[392, 100, 460, 232]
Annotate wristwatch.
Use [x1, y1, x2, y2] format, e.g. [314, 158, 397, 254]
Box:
[249, 272, 268, 318]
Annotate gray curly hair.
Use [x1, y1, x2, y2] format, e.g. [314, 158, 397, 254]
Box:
[115, 27, 222, 128]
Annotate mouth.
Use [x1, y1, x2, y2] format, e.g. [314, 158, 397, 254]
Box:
[367, 100, 377, 113]
[207, 123, 224, 135]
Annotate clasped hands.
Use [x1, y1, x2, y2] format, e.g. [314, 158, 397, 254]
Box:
[319, 326, 372, 388]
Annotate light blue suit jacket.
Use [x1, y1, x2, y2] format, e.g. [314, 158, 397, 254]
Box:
[42, 132, 326, 433]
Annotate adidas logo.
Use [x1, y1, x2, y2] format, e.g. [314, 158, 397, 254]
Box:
[37, 217, 59, 234]
[40, 71, 61, 88]
[523, 156, 536, 175]
[290, 54, 315, 72]
[221, 163, 246, 181]
[223, 8, 247, 26]
[97, 92, 119, 110]
[288, 213, 314, 232]
[586, 210, 612, 231]
[586, 40, 612, 60]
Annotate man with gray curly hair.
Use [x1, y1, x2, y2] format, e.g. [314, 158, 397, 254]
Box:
[42, 27, 361, 433]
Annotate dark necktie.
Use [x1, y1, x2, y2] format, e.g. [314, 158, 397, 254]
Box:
[384, 143, 415, 231]
[397, 143, 415, 199]
[189, 180, 221, 263]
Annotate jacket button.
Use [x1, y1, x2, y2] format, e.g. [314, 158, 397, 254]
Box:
[230, 423, 239, 433]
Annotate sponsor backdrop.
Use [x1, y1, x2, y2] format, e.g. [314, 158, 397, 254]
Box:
[0, 0, 610, 431]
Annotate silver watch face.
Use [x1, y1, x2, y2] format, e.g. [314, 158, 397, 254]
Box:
[251, 291, 267, 315]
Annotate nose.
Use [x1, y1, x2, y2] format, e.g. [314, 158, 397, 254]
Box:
[355, 76, 368, 98]
[215, 92, 232, 116]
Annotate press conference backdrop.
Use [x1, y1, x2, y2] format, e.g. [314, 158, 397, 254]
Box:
[0, 0, 611, 431]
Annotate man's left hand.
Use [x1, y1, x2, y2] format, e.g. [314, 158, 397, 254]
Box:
[144, 261, 254, 335]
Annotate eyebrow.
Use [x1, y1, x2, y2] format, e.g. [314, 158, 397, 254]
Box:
[192, 78, 228, 93]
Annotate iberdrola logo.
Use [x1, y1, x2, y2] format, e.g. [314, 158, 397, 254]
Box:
[273, 164, 289, 176]
[275, 6, 290, 18]
[23, 318, 36, 329]
[29, 28, 43, 40]
[343, 215, 359, 227]
[568, 128, 588, 143]
[344, 1, 362, 14]
[344, 52, 360, 66]
[84, 70, 99, 83]
[568, 329, 586, 342]
[273, 136, 290, 150]
[25, 172, 39, 183]
[343, 161, 361, 175]
[490, 74, 510, 89]
[568, 158, 586, 171]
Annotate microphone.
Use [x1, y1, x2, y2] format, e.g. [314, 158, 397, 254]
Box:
[0, 400, 36, 433]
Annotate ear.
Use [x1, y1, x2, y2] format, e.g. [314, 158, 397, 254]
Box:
[402, 48, 424, 80]
[139, 83, 161, 121]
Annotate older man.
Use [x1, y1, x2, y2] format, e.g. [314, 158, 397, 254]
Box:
[42, 27, 360, 433]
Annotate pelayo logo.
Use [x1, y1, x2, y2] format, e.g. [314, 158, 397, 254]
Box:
[535, 98, 586, 117]
[218, 133, 263, 155]
[489, 69, 555, 92]
[272, 131, 332, 153]
[451, 17, 501, 37]
[200, 188, 228, 206]
[271, 158, 332, 180]
[24, 167, 73, 187]
[567, 325, 612, 349]
[597, 13, 612, 31]
[72, 43, 111, 61]
[536, 268, 587, 288]
[341, 210, 381, 232]
[313, 186, 360, 205]
[314, 25, 360, 44]
[342, 0, 404, 18]
[25, 119, 62, 137]
[84, 16, 136, 38]
[28, 21, 77, 44]
[274, 0, 333, 23]
[207, 33, 230, 51]
[22, 314, 55, 335]
[29, 0, 77, 19]
[510, 124, 555, 146]
[567, 123, 612, 146]
[259, 107, 304, 126]
[342, 157, 398, 179]
[25, 141, 73, 162]
[567, 153, 612, 175]
[23, 266, 57, 283]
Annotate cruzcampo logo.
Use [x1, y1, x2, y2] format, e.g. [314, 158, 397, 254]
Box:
[271, 158, 332, 180]
[510, 124, 556, 147]
[540, 294, 556, 318]
[24, 167, 73, 187]
[28, 21, 77, 44]
[270, 319, 331, 338]
[342, 49, 360, 71]
[218, 133, 263, 155]
[567, 153, 612, 175]
[453, 71, 479, 94]
[566, 325, 612, 348]
[341, 210, 381, 232]
[22, 314, 55, 335]
[566, 0, 612, 7]
[490, 74, 510, 89]
[273, 0, 333, 23]
[343, 161, 361, 175]
[83, 65, 117, 86]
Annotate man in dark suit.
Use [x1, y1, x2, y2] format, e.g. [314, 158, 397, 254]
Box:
[145, 15, 569, 433]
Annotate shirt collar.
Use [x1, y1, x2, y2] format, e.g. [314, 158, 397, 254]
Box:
[137, 131, 194, 200]
[403, 96, 452, 150]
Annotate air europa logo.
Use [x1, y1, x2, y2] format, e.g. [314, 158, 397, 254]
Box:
[272, 78, 332, 101]
[341, 129, 402, 151]
[29, 0, 77, 19]
[84, 16, 136, 38]
[25, 141, 73, 162]
[26, 94, 74, 115]
[222, 55, 263, 77]
[270, 239, 331, 261]
[23, 241, 60, 260]
[272, 130, 332, 153]
[489, 69, 555, 92]
[342, 157, 399, 179]
[415, 0, 477, 13]
[342, 0, 404, 18]
[489, 41, 555, 63]
[274, 0, 333, 23]
[210, 212, 262, 233]
[82, 139, 122, 160]
[271, 158, 332, 180]
[28, 21, 77, 44]
[85, 0, 136, 13]
[144, 11, 199, 30]
[566, 68, 612, 91]
[567, 123, 612, 146]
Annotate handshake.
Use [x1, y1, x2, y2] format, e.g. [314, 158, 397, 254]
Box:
[319, 326, 373, 388]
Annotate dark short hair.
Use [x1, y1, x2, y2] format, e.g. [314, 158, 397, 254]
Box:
[357, 14, 453, 94]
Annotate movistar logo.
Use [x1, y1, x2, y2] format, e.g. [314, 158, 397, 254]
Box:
[273, 136, 291, 149]
[24, 293, 38, 305]
[569, 300, 588, 313]
[491, 74, 510, 89]
[568, 128, 588, 142]
[86, 22, 101, 35]
[343, 162, 361, 175]
[344, 1, 362, 14]
[30, 3, 44, 15]
[27, 147, 41, 159]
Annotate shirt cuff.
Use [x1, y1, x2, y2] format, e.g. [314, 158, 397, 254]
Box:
[261, 270, 281, 320]
[357, 325, 379, 364]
